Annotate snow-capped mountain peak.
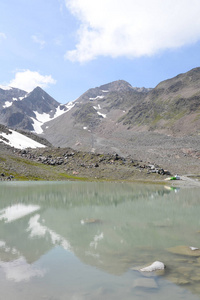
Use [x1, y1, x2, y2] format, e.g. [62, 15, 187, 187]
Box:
[0, 86, 74, 134]
[0, 85, 13, 91]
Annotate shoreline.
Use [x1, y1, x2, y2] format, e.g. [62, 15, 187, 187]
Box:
[169, 175, 200, 188]
[1, 144, 200, 187]
[1, 173, 200, 189]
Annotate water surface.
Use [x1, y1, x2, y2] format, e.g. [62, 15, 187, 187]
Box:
[0, 181, 200, 299]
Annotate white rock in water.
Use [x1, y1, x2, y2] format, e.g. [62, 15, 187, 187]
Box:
[190, 246, 199, 251]
[140, 261, 165, 272]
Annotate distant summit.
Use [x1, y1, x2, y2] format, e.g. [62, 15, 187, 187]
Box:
[0, 68, 200, 155]
[0, 86, 73, 133]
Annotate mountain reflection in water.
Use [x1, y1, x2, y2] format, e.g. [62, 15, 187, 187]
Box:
[0, 181, 200, 300]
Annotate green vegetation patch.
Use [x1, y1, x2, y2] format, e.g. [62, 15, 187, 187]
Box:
[10, 156, 43, 166]
[58, 172, 93, 181]
[0, 156, 6, 162]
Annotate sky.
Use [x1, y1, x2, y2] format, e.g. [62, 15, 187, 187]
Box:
[1, 0, 200, 104]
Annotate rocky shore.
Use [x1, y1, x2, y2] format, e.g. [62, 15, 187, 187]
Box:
[0, 138, 200, 186]
[0, 144, 174, 182]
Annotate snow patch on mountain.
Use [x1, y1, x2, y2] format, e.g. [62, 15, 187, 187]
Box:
[54, 101, 75, 118]
[3, 101, 12, 108]
[89, 95, 104, 101]
[53, 106, 65, 119]
[97, 111, 106, 118]
[30, 117, 45, 134]
[93, 104, 101, 110]
[2, 95, 28, 108]
[0, 130, 46, 149]
[34, 111, 52, 124]
[0, 85, 12, 91]
[66, 101, 75, 111]
[31, 102, 76, 134]
[19, 96, 27, 100]
[93, 104, 106, 118]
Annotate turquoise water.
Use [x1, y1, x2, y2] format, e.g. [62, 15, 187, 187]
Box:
[0, 181, 200, 299]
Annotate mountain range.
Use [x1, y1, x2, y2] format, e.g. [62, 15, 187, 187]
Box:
[0, 85, 74, 134]
[0, 67, 200, 175]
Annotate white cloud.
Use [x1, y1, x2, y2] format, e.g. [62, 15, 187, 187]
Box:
[0, 204, 40, 223]
[9, 70, 56, 92]
[31, 35, 46, 49]
[0, 32, 6, 40]
[64, 0, 200, 62]
[0, 257, 45, 282]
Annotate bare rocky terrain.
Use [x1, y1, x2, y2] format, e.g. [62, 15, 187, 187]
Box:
[0, 142, 172, 182]
[0, 68, 200, 183]
[0, 137, 200, 187]
[39, 68, 200, 179]
[92, 129, 200, 175]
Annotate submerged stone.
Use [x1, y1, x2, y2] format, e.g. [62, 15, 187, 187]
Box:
[133, 277, 158, 289]
[80, 218, 102, 225]
[191, 275, 200, 282]
[168, 277, 190, 285]
[167, 246, 200, 257]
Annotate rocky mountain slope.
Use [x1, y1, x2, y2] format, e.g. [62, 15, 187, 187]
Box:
[41, 80, 151, 150]
[121, 67, 200, 135]
[0, 86, 74, 133]
[33, 69, 196, 167]
[1, 68, 200, 141]
[0, 68, 200, 176]
[41, 68, 200, 175]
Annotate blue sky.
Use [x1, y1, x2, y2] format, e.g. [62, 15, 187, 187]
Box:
[1, 0, 200, 104]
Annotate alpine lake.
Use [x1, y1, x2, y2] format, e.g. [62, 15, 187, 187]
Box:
[0, 181, 200, 300]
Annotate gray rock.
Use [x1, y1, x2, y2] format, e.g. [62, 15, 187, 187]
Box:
[133, 277, 158, 289]
[167, 246, 200, 257]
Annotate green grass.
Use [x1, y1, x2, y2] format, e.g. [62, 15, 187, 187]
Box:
[0, 169, 44, 181]
[58, 172, 99, 181]
[12, 174, 44, 181]
[165, 110, 187, 127]
[150, 114, 162, 126]
[0, 157, 6, 162]
[10, 156, 43, 167]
